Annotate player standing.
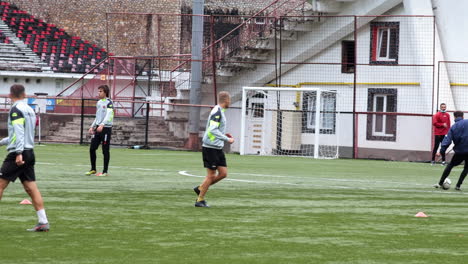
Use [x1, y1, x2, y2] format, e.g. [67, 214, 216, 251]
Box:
[0, 84, 49, 231]
[193, 91, 234, 207]
[431, 103, 450, 165]
[85, 85, 114, 176]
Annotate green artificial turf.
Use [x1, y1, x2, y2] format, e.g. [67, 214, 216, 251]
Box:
[1, 144, 467, 263]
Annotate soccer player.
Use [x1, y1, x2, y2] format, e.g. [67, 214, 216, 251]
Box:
[433, 111, 468, 191]
[0, 84, 49, 232]
[85, 85, 114, 177]
[193, 91, 234, 207]
[431, 103, 450, 165]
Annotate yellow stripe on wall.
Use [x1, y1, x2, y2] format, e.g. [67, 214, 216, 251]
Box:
[266, 82, 420, 87]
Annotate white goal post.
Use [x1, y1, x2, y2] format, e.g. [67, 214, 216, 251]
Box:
[240, 86, 339, 159]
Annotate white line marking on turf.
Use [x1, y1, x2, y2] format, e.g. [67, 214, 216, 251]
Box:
[179, 171, 468, 195]
[37, 162, 167, 172]
[232, 172, 428, 186]
[178, 171, 302, 186]
[128, 153, 192, 156]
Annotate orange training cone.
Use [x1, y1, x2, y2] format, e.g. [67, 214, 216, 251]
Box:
[20, 199, 32, 205]
[415, 212, 428, 217]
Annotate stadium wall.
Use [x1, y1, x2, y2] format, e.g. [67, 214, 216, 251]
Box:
[5, 0, 182, 55]
[5, 0, 271, 57]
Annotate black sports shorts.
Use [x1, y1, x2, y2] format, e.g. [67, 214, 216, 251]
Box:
[202, 147, 227, 170]
[0, 149, 36, 182]
[91, 127, 112, 147]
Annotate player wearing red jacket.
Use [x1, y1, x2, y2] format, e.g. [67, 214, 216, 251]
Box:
[431, 103, 450, 165]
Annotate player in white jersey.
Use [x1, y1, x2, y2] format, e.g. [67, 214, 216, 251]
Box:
[0, 84, 49, 232]
[193, 91, 234, 207]
[85, 85, 114, 177]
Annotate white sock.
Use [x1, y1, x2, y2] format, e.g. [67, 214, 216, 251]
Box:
[36, 209, 48, 224]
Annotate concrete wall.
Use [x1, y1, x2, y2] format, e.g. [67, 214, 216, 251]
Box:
[431, 0, 468, 61]
[0, 74, 85, 96]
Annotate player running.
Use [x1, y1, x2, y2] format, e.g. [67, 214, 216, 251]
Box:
[193, 91, 234, 207]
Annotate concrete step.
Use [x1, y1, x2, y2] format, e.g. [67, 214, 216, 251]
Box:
[216, 69, 236, 77]
[47, 115, 187, 148]
[265, 31, 298, 41]
[0, 47, 20, 52]
[166, 110, 190, 120]
[231, 49, 270, 61]
[0, 57, 34, 62]
[0, 20, 45, 72]
[252, 39, 276, 50]
[0, 50, 27, 55]
[218, 62, 256, 71]
[282, 20, 315, 32]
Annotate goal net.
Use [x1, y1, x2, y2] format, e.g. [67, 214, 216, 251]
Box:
[240, 87, 339, 159]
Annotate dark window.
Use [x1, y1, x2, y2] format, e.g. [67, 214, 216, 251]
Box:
[342, 40, 355, 73]
[366, 88, 397, 141]
[251, 103, 264, 118]
[370, 22, 399, 65]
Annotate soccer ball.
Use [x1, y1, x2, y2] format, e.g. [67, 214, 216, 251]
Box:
[442, 178, 451, 190]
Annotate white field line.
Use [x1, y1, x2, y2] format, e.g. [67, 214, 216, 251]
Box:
[179, 171, 468, 195]
[179, 170, 303, 186]
[37, 162, 167, 172]
[231, 172, 430, 186]
[127, 153, 193, 156]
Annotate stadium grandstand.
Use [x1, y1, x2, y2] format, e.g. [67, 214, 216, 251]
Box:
[0, 1, 108, 73]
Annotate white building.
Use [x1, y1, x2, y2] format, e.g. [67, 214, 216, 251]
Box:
[215, 0, 468, 161]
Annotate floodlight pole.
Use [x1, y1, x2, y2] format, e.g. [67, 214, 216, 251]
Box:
[186, 0, 205, 150]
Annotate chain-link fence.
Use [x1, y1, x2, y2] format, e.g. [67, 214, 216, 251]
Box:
[42, 13, 436, 160]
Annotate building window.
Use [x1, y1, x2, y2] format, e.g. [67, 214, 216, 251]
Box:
[251, 102, 264, 118]
[342, 40, 355, 73]
[367, 88, 397, 141]
[254, 17, 266, 25]
[55, 79, 64, 94]
[302, 91, 336, 134]
[370, 22, 399, 65]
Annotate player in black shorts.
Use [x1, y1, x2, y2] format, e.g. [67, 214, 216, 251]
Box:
[0, 84, 49, 232]
[193, 92, 234, 207]
[85, 85, 114, 177]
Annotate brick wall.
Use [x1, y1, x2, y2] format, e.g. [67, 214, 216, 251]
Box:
[4, 0, 307, 57]
[184, 0, 271, 15]
[5, 0, 182, 56]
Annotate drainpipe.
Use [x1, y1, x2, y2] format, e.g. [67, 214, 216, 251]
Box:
[186, 0, 205, 150]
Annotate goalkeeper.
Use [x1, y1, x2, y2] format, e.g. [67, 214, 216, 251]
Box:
[193, 91, 234, 207]
[85, 85, 114, 177]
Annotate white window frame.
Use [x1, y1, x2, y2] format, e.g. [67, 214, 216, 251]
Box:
[377, 28, 394, 61]
[306, 92, 336, 132]
[254, 17, 266, 25]
[370, 22, 399, 64]
[372, 94, 394, 137]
